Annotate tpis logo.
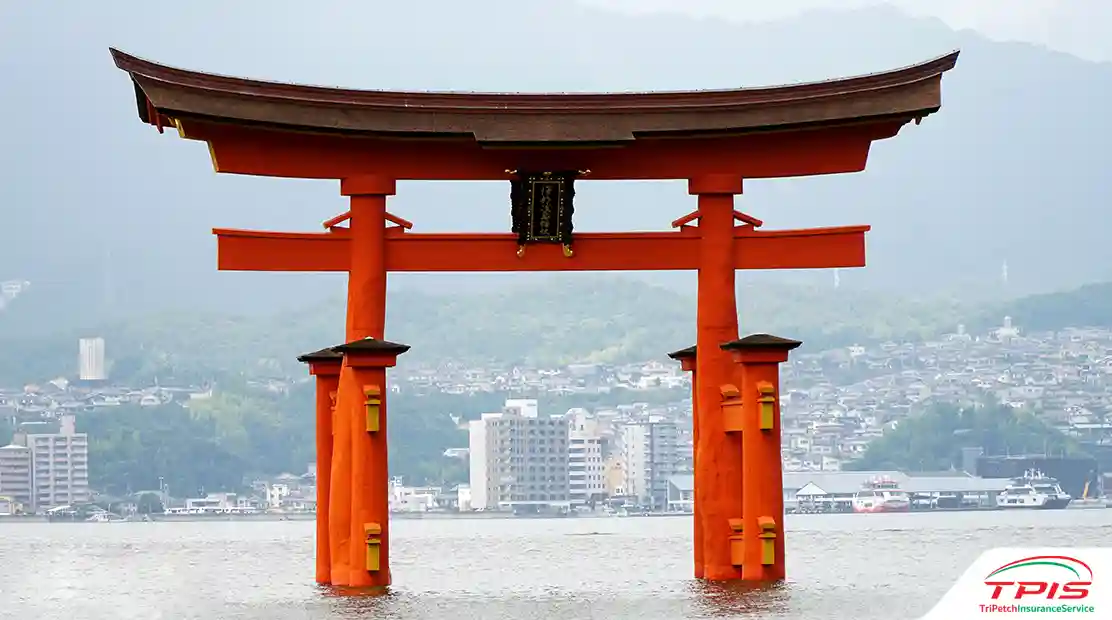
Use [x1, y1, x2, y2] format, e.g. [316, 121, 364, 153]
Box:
[984, 555, 1093, 601]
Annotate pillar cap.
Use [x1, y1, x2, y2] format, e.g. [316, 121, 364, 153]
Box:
[296, 347, 343, 364]
[688, 174, 743, 195]
[340, 175, 396, 196]
[667, 345, 696, 360]
[333, 337, 411, 357]
[720, 334, 802, 352]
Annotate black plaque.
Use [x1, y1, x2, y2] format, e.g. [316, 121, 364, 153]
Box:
[510, 171, 577, 250]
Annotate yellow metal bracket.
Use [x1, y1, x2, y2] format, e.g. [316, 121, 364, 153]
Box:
[757, 516, 777, 566]
[720, 384, 743, 433]
[364, 522, 382, 571]
[756, 381, 776, 431]
[727, 518, 744, 567]
[364, 385, 381, 433]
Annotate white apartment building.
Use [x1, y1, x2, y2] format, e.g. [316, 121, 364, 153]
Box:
[468, 399, 570, 511]
[567, 411, 606, 506]
[79, 337, 107, 381]
[265, 483, 290, 508]
[619, 417, 680, 510]
[0, 443, 32, 511]
[27, 415, 90, 510]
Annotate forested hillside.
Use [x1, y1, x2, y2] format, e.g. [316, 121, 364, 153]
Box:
[0, 278, 969, 386]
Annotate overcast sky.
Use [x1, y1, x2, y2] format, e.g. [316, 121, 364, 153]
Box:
[584, 0, 1112, 63]
[0, 0, 1107, 309]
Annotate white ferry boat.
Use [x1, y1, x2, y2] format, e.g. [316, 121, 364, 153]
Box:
[997, 469, 1072, 510]
[86, 512, 129, 523]
[852, 476, 911, 513]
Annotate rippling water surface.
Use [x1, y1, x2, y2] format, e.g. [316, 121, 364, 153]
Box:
[2, 510, 1110, 619]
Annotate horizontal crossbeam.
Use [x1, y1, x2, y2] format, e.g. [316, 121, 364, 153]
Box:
[212, 226, 869, 272]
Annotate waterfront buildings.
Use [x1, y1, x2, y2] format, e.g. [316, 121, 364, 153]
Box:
[567, 410, 607, 506]
[6, 316, 1112, 509]
[466, 400, 692, 512]
[0, 443, 32, 511]
[468, 399, 571, 511]
[619, 416, 681, 510]
[25, 415, 90, 510]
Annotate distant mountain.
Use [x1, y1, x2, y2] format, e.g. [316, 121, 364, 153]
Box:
[969, 282, 1112, 334]
[1, 1, 1110, 332]
[0, 276, 969, 386]
[4, 273, 1110, 388]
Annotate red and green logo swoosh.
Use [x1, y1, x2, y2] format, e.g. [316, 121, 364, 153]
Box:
[985, 556, 1094, 581]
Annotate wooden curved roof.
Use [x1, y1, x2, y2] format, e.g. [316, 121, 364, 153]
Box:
[110, 48, 959, 144]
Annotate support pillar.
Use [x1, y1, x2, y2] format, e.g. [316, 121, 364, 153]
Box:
[721, 334, 801, 582]
[667, 345, 701, 578]
[336, 175, 396, 588]
[334, 337, 410, 588]
[689, 175, 743, 581]
[297, 347, 344, 585]
[331, 175, 395, 587]
[342, 175, 393, 340]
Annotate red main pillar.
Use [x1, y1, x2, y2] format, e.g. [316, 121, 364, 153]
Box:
[334, 337, 409, 588]
[667, 345, 701, 578]
[342, 175, 392, 341]
[690, 175, 743, 581]
[722, 334, 801, 581]
[297, 347, 343, 585]
[337, 175, 395, 588]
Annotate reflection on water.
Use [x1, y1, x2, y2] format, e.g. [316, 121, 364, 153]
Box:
[688, 581, 792, 618]
[2, 510, 1109, 619]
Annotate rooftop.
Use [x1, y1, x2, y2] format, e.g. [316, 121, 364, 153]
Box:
[111, 48, 959, 145]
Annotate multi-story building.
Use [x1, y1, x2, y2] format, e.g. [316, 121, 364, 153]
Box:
[567, 412, 606, 506]
[78, 337, 107, 381]
[603, 454, 626, 496]
[0, 443, 32, 512]
[27, 415, 90, 510]
[468, 399, 570, 512]
[468, 413, 499, 509]
[675, 416, 694, 474]
[619, 417, 680, 510]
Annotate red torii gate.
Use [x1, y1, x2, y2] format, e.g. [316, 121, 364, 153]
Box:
[109, 48, 958, 588]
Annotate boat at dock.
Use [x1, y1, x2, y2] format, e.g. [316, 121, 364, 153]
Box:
[851, 476, 911, 513]
[997, 469, 1072, 510]
[85, 512, 129, 523]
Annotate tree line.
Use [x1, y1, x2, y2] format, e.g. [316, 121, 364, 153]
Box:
[845, 400, 1086, 472]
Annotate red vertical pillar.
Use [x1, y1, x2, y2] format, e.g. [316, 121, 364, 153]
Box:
[338, 175, 395, 589]
[721, 334, 801, 582]
[297, 347, 343, 585]
[329, 363, 353, 587]
[689, 175, 743, 581]
[341, 175, 392, 341]
[667, 345, 701, 578]
[334, 338, 409, 589]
